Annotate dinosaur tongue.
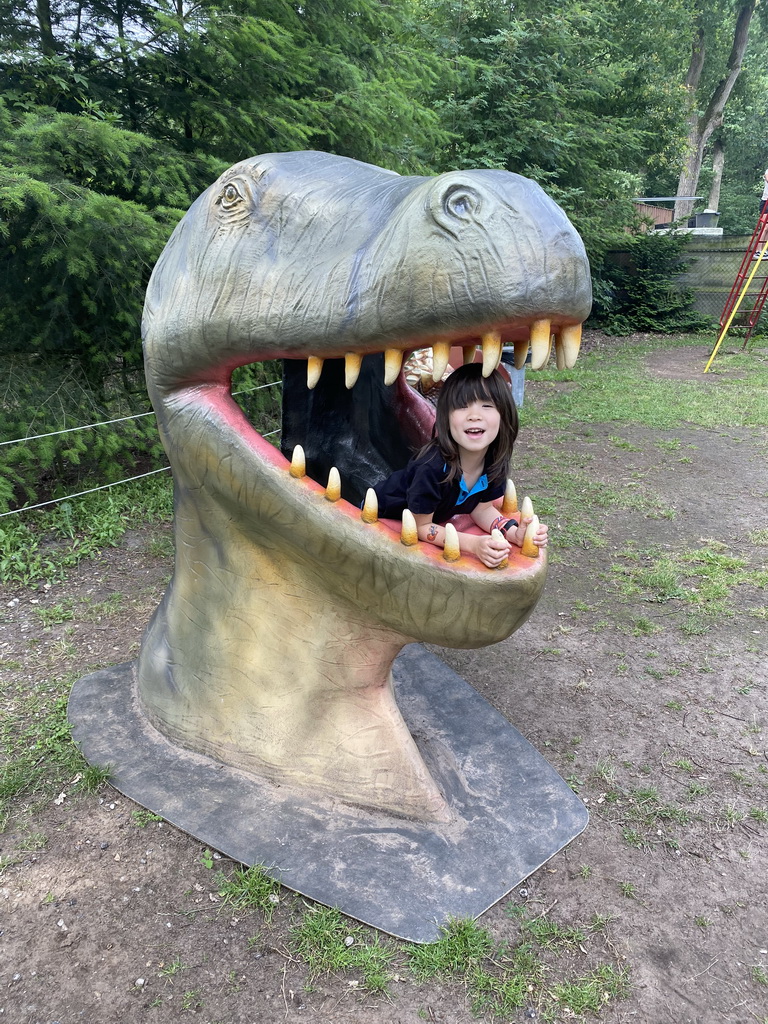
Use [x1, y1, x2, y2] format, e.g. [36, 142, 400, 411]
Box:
[281, 353, 435, 506]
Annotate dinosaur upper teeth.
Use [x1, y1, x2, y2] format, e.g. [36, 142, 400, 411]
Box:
[481, 331, 502, 377]
[302, 319, 582, 390]
[345, 352, 363, 389]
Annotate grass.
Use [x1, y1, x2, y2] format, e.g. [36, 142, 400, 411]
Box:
[522, 334, 768, 431]
[0, 474, 173, 585]
[610, 540, 768, 623]
[217, 864, 282, 922]
[0, 678, 110, 816]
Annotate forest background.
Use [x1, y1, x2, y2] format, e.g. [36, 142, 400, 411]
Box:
[2, 0, 768, 514]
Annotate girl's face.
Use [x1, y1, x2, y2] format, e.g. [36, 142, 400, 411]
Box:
[448, 398, 501, 456]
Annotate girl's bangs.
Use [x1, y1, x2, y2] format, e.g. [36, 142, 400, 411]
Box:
[444, 372, 496, 409]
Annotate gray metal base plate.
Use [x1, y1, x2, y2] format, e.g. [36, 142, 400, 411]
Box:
[68, 645, 587, 942]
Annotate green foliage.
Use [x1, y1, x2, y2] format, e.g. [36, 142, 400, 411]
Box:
[0, 101, 222, 379]
[420, 0, 694, 262]
[594, 233, 711, 335]
[0, 474, 173, 584]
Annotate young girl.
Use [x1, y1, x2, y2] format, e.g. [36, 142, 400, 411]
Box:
[374, 362, 549, 569]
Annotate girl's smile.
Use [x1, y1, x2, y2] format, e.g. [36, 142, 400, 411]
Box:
[448, 399, 501, 454]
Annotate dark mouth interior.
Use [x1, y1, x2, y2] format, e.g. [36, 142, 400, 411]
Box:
[281, 353, 431, 508]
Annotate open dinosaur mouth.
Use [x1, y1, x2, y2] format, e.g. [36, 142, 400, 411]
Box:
[278, 323, 581, 558]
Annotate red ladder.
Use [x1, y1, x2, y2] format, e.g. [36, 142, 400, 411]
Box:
[706, 212, 768, 370]
[718, 211, 768, 343]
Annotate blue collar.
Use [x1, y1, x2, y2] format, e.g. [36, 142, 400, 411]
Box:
[457, 472, 488, 506]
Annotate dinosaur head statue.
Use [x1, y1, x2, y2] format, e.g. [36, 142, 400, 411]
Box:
[138, 151, 591, 822]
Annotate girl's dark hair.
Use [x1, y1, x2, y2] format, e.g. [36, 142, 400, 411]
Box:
[419, 362, 518, 483]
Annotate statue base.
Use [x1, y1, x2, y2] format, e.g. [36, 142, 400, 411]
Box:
[68, 645, 587, 943]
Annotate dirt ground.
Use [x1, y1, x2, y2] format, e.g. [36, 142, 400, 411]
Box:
[1, 342, 767, 1024]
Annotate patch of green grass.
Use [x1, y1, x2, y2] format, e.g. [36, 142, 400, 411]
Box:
[289, 906, 396, 993]
[609, 436, 642, 451]
[0, 680, 96, 812]
[180, 989, 202, 1011]
[654, 438, 683, 452]
[0, 475, 173, 585]
[217, 864, 282, 922]
[523, 334, 768, 431]
[632, 616, 657, 636]
[146, 533, 174, 559]
[749, 807, 768, 823]
[132, 809, 163, 828]
[612, 541, 768, 621]
[159, 956, 189, 978]
[551, 963, 630, 1015]
[34, 599, 75, 627]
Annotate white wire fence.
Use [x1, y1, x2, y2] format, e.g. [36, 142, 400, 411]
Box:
[0, 380, 282, 521]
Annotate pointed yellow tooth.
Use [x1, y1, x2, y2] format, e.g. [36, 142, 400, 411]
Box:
[462, 344, 477, 365]
[521, 495, 534, 520]
[307, 356, 324, 389]
[529, 320, 551, 370]
[361, 488, 378, 524]
[481, 331, 502, 377]
[384, 348, 403, 386]
[554, 334, 566, 371]
[513, 338, 530, 369]
[325, 466, 341, 502]
[289, 444, 305, 479]
[502, 479, 518, 515]
[401, 509, 419, 546]
[520, 514, 540, 558]
[560, 323, 582, 368]
[492, 528, 509, 569]
[431, 341, 451, 382]
[443, 522, 461, 562]
[344, 351, 362, 389]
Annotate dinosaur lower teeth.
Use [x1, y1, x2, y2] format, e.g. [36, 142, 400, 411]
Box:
[481, 331, 502, 377]
[361, 488, 379, 524]
[290, 444, 306, 478]
[492, 527, 509, 569]
[325, 466, 341, 502]
[401, 509, 419, 546]
[502, 478, 518, 515]
[521, 514, 540, 558]
[443, 522, 461, 562]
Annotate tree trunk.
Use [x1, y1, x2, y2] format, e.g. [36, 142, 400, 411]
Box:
[35, 0, 57, 56]
[708, 139, 725, 212]
[674, 1, 756, 222]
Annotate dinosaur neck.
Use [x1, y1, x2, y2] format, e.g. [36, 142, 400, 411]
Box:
[137, 496, 451, 822]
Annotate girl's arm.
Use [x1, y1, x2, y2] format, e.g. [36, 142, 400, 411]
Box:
[471, 501, 549, 550]
[414, 511, 511, 569]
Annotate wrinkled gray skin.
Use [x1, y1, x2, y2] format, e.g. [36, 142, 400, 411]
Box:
[138, 151, 591, 821]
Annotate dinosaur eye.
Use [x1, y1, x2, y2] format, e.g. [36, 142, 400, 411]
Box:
[219, 182, 244, 208]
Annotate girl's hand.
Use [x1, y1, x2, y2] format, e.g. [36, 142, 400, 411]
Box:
[474, 531, 511, 569]
[513, 517, 549, 549]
